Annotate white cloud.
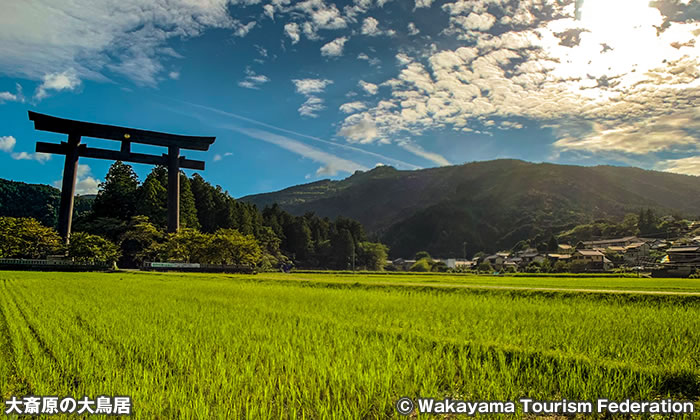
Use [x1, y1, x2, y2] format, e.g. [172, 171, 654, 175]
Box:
[361, 17, 390, 37]
[292, 78, 333, 95]
[75, 177, 100, 195]
[298, 96, 325, 118]
[233, 21, 256, 37]
[296, 0, 347, 31]
[357, 52, 381, 66]
[657, 157, 700, 176]
[321, 37, 348, 57]
[293, 78, 333, 118]
[34, 70, 81, 100]
[340, 101, 367, 113]
[53, 164, 99, 194]
[338, 113, 380, 143]
[415, 0, 435, 8]
[228, 126, 368, 176]
[553, 110, 700, 155]
[263, 4, 275, 20]
[239, 68, 270, 89]
[284, 22, 301, 44]
[0, 84, 24, 103]
[11, 151, 51, 163]
[336, 0, 700, 156]
[186, 100, 420, 169]
[0, 136, 16, 152]
[358, 80, 379, 95]
[0, 135, 50, 163]
[407, 22, 420, 36]
[0, 92, 17, 102]
[0, 0, 245, 85]
[213, 152, 234, 162]
[361, 17, 379, 36]
[395, 53, 412, 66]
[453, 12, 496, 31]
[398, 141, 450, 166]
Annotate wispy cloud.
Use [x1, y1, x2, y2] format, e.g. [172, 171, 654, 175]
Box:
[398, 141, 450, 166]
[292, 78, 333, 118]
[0, 84, 24, 104]
[223, 125, 368, 176]
[213, 152, 233, 162]
[0, 0, 247, 85]
[238, 67, 270, 90]
[656, 156, 700, 176]
[174, 99, 420, 170]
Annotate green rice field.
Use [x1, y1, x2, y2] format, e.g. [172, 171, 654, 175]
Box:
[1, 271, 699, 418]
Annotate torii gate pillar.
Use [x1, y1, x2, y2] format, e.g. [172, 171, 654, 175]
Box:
[167, 146, 180, 233]
[57, 134, 81, 239]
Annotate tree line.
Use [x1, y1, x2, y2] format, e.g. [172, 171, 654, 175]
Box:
[0, 162, 388, 270]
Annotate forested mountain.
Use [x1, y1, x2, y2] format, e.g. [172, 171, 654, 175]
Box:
[0, 178, 93, 227]
[242, 160, 700, 258]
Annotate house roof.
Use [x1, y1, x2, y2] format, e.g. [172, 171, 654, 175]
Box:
[625, 242, 647, 249]
[583, 236, 639, 245]
[547, 253, 572, 259]
[607, 246, 625, 252]
[667, 247, 700, 253]
[558, 244, 572, 249]
[576, 249, 604, 256]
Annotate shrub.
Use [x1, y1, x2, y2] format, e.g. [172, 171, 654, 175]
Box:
[410, 258, 432, 272]
[0, 217, 63, 259]
[68, 232, 121, 265]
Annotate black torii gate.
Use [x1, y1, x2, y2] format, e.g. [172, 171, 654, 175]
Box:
[28, 111, 216, 242]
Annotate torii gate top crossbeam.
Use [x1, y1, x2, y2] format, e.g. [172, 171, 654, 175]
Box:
[28, 111, 215, 151]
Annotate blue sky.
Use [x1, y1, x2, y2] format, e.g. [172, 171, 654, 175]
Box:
[0, 0, 698, 197]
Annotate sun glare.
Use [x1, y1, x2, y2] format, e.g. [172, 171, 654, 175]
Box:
[541, 0, 698, 97]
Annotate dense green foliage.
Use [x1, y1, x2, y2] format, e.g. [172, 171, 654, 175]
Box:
[0, 217, 62, 259]
[0, 179, 92, 228]
[0, 271, 698, 418]
[72, 162, 386, 269]
[243, 160, 700, 258]
[67, 232, 121, 265]
[0, 216, 120, 264]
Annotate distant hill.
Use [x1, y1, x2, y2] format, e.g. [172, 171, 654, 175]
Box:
[241, 160, 700, 258]
[0, 178, 95, 228]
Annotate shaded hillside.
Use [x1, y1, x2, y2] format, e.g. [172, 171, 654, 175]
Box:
[0, 179, 94, 228]
[242, 160, 700, 258]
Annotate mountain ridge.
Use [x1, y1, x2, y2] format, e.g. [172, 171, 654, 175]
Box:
[241, 159, 700, 257]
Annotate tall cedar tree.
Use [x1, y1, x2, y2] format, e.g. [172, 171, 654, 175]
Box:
[92, 161, 139, 220]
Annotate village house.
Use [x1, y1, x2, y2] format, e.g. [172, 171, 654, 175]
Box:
[623, 242, 650, 264]
[484, 254, 506, 270]
[557, 244, 573, 254]
[666, 247, 700, 267]
[582, 236, 641, 249]
[547, 253, 572, 263]
[572, 249, 607, 270]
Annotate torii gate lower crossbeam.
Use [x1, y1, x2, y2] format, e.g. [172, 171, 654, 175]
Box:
[28, 111, 216, 242]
